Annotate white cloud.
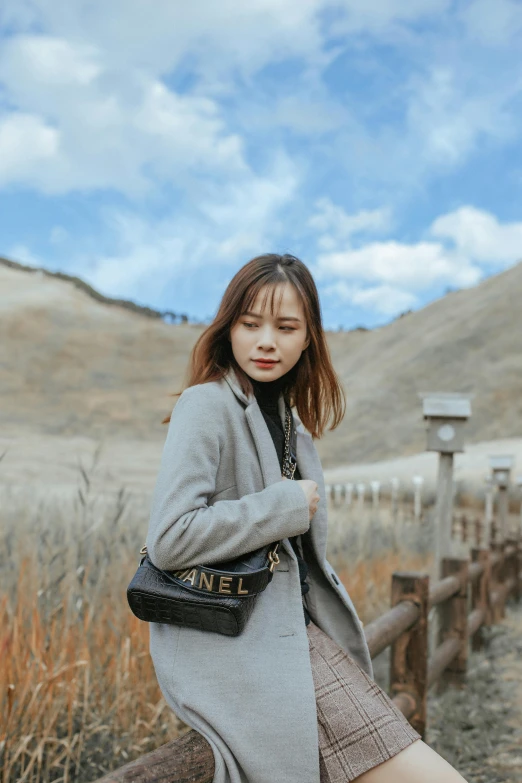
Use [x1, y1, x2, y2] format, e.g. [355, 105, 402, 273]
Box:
[81, 153, 300, 300]
[1, 0, 520, 200]
[460, 0, 522, 46]
[318, 12, 522, 194]
[0, 1, 479, 196]
[75, 200, 521, 319]
[7, 35, 102, 87]
[309, 198, 392, 251]
[406, 67, 516, 167]
[431, 206, 522, 266]
[0, 1, 326, 89]
[50, 226, 69, 245]
[312, 203, 522, 316]
[0, 35, 247, 194]
[201, 153, 300, 258]
[0, 0, 450, 82]
[331, 0, 450, 35]
[7, 243, 44, 268]
[315, 240, 481, 290]
[323, 281, 418, 316]
[237, 92, 351, 136]
[0, 113, 58, 183]
[308, 198, 476, 293]
[84, 216, 189, 300]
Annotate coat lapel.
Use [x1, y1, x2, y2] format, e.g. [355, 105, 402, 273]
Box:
[223, 366, 328, 564]
[223, 365, 288, 489]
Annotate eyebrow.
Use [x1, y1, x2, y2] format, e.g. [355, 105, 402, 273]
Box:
[241, 310, 302, 323]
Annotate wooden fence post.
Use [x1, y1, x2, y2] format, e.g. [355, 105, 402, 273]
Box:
[390, 477, 399, 520]
[474, 517, 482, 548]
[461, 514, 468, 543]
[518, 476, 522, 538]
[435, 454, 456, 568]
[412, 475, 424, 523]
[497, 486, 509, 542]
[390, 572, 430, 739]
[505, 536, 520, 603]
[484, 477, 494, 547]
[515, 531, 522, 601]
[419, 392, 472, 579]
[470, 548, 491, 651]
[356, 482, 366, 510]
[451, 513, 459, 541]
[489, 541, 505, 622]
[489, 454, 515, 542]
[437, 557, 469, 692]
[371, 480, 380, 512]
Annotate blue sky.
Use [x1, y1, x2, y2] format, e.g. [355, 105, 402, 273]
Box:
[1, 0, 522, 330]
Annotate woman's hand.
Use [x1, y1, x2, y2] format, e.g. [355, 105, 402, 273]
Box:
[282, 476, 320, 521]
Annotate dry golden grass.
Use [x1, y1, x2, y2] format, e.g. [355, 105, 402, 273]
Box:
[338, 551, 435, 626]
[325, 501, 435, 624]
[0, 456, 449, 782]
[0, 455, 185, 783]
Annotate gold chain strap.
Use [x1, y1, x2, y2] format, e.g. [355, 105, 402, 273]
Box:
[269, 402, 297, 571]
[282, 403, 297, 480]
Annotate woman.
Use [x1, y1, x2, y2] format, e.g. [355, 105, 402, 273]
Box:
[145, 253, 469, 782]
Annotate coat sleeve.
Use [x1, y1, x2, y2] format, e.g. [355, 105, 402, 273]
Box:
[145, 384, 311, 571]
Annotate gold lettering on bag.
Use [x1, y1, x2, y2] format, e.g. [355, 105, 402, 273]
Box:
[219, 576, 232, 594]
[237, 578, 248, 595]
[183, 569, 198, 586]
[199, 572, 215, 591]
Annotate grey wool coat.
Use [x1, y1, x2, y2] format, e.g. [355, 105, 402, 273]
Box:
[145, 365, 374, 783]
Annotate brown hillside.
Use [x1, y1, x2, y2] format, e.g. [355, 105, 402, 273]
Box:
[324, 259, 522, 465]
[2, 256, 522, 467]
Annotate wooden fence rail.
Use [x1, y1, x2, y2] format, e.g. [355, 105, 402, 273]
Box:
[94, 536, 521, 783]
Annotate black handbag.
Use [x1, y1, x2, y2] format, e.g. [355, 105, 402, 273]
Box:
[127, 399, 298, 636]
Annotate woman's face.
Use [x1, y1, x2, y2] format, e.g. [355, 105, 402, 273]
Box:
[229, 282, 310, 383]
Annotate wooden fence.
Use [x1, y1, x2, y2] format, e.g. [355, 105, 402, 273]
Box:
[93, 527, 521, 783]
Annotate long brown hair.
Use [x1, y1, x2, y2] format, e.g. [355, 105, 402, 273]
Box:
[162, 253, 346, 439]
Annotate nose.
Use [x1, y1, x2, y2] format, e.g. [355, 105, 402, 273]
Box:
[256, 323, 277, 349]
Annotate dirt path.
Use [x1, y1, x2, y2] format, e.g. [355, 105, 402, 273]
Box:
[427, 600, 522, 783]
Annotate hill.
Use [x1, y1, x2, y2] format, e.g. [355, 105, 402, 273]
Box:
[2, 255, 522, 469]
[324, 259, 522, 464]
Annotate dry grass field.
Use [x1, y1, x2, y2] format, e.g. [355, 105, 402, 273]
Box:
[0, 457, 186, 783]
[1, 456, 439, 783]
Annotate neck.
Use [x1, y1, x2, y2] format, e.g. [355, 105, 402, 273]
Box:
[249, 366, 295, 405]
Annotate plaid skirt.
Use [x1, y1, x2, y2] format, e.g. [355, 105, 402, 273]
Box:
[307, 620, 421, 782]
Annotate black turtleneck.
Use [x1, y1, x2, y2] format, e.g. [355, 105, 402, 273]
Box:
[250, 370, 311, 626]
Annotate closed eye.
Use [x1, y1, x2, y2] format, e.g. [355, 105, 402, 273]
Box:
[243, 322, 295, 331]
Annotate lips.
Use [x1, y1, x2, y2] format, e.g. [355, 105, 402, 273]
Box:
[253, 359, 278, 365]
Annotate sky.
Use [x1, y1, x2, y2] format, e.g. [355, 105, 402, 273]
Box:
[1, 0, 522, 331]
